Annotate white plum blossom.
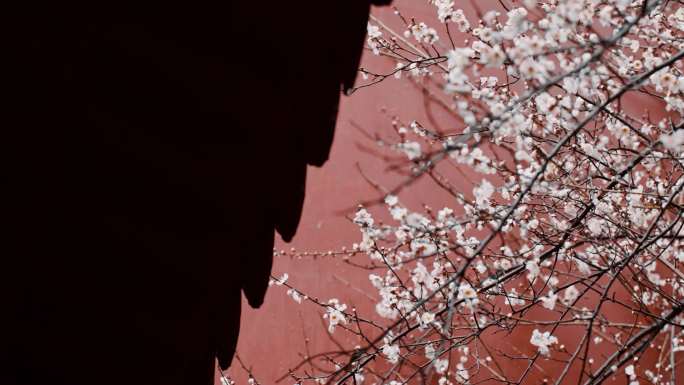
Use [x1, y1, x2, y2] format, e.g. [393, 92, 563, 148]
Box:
[390, 205, 408, 221]
[506, 288, 526, 306]
[407, 22, 439, 44]
[432, 0, 471, 31]
[405, 212, 430, 229]
[410, 238, 438, 257]
[382, 343, 401, 364]
[661, 130, 684, 152]
[455, 362, 470, 383]
[447, 48, 474, 70]
[562, 285, 579, 305]
[457, 282, 479, 308]
[384, 194, 399, 206]
[433, 358, 449, 373]
[270, 272, 288, 286]
[625, 364, 635, 377]
[323, 299, 348, 333]
[671, 7, 684, 30]
[397, 141, 422, 160]
[353, 208, 374, 227]
[540, 290, 558, 310]
[502, 8, 529, 39]
[286, 288, 303, 304]
[530, 329, 559, 356]
[420, 311, 436, 326]
[367, 23, 383, 55]
[587, 217, 603, 236]
[526, 259, 540, 281]
[535, 92, 556, 113]
[473, 179, 495, 208]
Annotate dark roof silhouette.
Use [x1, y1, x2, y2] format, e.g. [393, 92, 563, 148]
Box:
[4, 1, 391, 384]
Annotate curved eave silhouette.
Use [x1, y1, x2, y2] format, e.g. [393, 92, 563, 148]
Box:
[5, 1, 391, 384]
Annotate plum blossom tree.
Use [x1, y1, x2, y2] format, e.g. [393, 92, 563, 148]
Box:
[230, 0, 684, 384]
